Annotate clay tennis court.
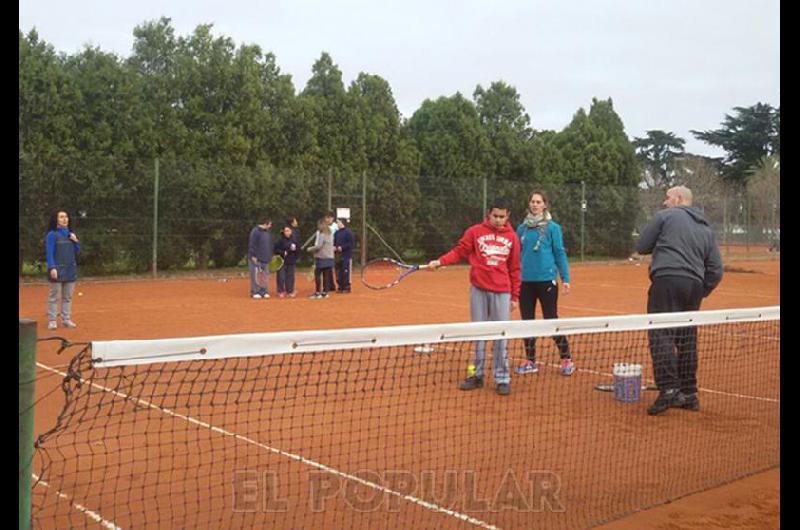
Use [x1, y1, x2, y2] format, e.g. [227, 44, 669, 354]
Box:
[20, 255, 779, 528]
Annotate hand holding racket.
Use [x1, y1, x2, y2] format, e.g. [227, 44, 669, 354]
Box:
[255, 265, 268, 289]
[360, 258, 430, 290]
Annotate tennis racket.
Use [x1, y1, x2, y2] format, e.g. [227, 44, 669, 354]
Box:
[594, 383, 658, 392]
[360, 258, 429, 290]
[255, 266, 268, 289]
[269, 255, 284, 273]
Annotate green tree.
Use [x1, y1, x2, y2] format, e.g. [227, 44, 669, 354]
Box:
[746, 155, 780, 239]
[473, 81, 536, 179]
[406, 93, 493, 257]
[552, 98, 640, 257]
[301, 52, 357, 176]
[348, 73, 421, 257]
[632, 130, 686, 189]
[19, 30, 80, 273]
[406, 93, 492, 179]
[691, 103, 780, 184]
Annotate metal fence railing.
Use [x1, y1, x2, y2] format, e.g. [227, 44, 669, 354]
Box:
[20, 160, 778, 276]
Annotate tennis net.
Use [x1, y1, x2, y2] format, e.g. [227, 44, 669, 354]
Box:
[29, 306, 779, 529]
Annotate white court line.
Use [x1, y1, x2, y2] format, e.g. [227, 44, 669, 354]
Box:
[508, 356, 779, 404]
[35, 362, 499, 530]
[32, 473, 121, 530]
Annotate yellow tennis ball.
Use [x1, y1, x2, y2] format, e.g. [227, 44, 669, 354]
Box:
[467, 364, 476, 376]
[78, 292, 84, 296]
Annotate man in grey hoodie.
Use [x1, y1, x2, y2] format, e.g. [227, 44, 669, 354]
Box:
[636, 186, 724, 415]
[248, 218, 274, 299]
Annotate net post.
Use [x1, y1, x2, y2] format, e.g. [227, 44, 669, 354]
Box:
[19, 319, 37, 530]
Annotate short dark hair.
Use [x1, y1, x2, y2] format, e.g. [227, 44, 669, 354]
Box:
[259, 217, 272, 226]
[324, 211, 335, 218]
[488, 197, 512, 212]
[337, 218, 348, 226]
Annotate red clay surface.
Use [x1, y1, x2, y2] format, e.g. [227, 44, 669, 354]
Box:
[20, 255, 780, 529]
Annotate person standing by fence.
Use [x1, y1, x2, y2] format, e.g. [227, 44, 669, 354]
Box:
[45, 209, 81, 330]
[248, 218, 273, 299]
[275, 225, 300, 298]
[307, 219, 335, 299]
[334, 218, 355, 293]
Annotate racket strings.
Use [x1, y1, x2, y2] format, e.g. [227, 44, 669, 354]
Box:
[362, 261, 406, 289]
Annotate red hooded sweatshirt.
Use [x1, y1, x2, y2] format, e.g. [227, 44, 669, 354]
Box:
[438, 218, 522, 301]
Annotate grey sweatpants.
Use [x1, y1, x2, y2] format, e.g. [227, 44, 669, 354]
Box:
[248, 260, 269, 296]
[470, 286, 511, 384]
[47, 281, 76, 322]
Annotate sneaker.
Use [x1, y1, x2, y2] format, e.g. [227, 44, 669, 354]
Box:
[459, 375, 484, 391]
[320, 293, 330, 299]
[496, 383, 511, 396]
[647, 389, 681, 416]
[677, 392, 700, 411]
[289, 292, 297, 298]
[47, 321, 57, 330]
[516, 360, 539, 374]
[309, 293, 321, 299]
[62, 320, 77, 329]
[278, 292, 286, 298]
[252, 294, 263, 299]
[560, 358, 575, 376]
[263, 294, 270, 299]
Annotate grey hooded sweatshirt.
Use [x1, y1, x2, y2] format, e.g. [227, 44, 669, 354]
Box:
[636, 206, 724, 297]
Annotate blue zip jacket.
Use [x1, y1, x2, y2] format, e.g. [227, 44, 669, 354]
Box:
[45, 227, 80, 282]
[274, 235, 300, 265]
[516, 220, 570, 283]
[248, 226, 274, 262]
[333, 227, 355, 260]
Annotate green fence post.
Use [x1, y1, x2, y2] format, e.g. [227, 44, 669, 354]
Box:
[19, 319, 37, 530]
[153, 157, 160, 278]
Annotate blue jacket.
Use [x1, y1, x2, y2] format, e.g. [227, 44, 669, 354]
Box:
[45, 227, 80, 282]
[516, 220, 570, 283]
[334, 228, 355, 260]
[274, 235, 300, 265]
[248, 226, 273, 262]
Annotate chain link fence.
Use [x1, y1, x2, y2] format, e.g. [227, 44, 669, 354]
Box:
[20, 159, 778, 277]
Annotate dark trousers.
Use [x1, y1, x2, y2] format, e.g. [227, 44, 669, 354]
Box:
[519, 281, 570, 361]
[647, 275, 704, 394]
[276, 264, 296, 294]
[336, 257, 352, 291]
[315, 266, 334, 294]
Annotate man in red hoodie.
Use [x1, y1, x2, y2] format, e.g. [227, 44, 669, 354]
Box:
[427, 197, 522, 395]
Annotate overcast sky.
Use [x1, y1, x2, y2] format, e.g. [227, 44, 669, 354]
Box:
[20, 0, 779, 158]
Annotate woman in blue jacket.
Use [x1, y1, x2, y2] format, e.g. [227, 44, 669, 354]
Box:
[515, 190, 573, 376]
[45, 209, 81, 330]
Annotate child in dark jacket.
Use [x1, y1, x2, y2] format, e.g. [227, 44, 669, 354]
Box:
[274, 225, 300, 298]
[333, 218, 355, 293]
